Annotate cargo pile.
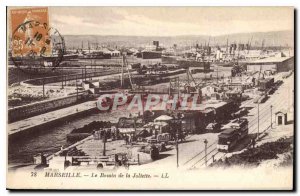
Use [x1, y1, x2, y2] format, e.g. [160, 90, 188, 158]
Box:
[8, 86, 75, 107]
[67, 121, 112, 142]
[211, 137, 293, 167]
[59, 146, 86, 156]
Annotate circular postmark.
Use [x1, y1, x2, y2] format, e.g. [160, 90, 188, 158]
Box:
[10, 20, 65, 75]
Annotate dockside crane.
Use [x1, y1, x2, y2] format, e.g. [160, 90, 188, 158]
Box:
[186, 68, 197, 90]
[121, 53, 135, 90]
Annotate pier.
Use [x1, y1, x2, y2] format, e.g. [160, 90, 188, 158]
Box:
[8, 100, 98, 138]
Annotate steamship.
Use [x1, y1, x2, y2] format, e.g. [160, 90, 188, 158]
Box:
[141, 41, 163, 59]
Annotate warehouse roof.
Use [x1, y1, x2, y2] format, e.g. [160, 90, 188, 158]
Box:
[247, 56, 293, 64]
[154, 115, 173, 121]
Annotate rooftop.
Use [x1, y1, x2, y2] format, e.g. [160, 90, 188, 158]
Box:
[197, 101, 228, 112]
[219, 128, 236, 136]
[275, 110, 288, 115]
[247, 56, 293, 64]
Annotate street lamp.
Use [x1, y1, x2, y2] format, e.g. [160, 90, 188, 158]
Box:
[75, 75, 78, 101]
[176, 130, 179, 168]
[270, 105, 273, 129]
[204, 139, 208, 166]
[176, 112, 183, 168]
[102, 129, 107, 156]
[61, 66, 64, 89]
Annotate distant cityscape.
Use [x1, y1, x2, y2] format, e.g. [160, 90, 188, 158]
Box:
[62, 30, 294, 50]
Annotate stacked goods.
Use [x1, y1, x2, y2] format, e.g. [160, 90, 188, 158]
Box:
[67, 121, 111, 142]
[59, 147, 86, 156]
[282, 70, 293, 79]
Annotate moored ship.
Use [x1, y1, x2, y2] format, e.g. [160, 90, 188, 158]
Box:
[161, 55, 211, 71]
[142, 51, 162, 59]
[141, 41, 163, 59]
[161, 55, 177, 64]
[177, 59, 210, 71]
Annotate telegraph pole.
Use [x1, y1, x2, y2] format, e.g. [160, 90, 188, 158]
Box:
[76, 75, 78, 101]
[257, 103, 260, 140]
[176, 128, 179, 168]
[103, 131, 107, 156]
[61, 67, 64, 89]
[82, 68, 84, 81]
[216, 66, 218, 84]
[187, 68, 190, 85]
[61, 75, 64, 89]
[84, 65, 87, 81]
[42, 78, 45, 98]
[270, 105, 273, 128]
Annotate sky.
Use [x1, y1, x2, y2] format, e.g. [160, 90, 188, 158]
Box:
[49, 7, 294, 36]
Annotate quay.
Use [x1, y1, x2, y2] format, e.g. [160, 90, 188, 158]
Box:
[8, 100, 98, 138]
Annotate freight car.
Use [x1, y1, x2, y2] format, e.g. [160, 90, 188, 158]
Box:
[258, 77, 274, 91]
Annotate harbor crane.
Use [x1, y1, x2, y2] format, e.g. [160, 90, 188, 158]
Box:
[169, 67, 203, 96]
[121, 53, 135, 90]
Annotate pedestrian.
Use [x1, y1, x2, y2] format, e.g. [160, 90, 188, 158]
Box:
[224, 157, 229, 165]
[252, 138, 256, 148]
[128, 134, 132, 144]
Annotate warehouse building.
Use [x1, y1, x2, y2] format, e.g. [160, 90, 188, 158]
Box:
[246, 56, 294, 72]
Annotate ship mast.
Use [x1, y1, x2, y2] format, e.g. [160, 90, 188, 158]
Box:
[226, 37, 228, 55]
[249, 36, 253, 51]
[121, 54, 125, 88]
[125, 54, 134, 90]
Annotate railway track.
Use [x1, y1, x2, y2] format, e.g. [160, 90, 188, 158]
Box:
[182, 77, 292, 169]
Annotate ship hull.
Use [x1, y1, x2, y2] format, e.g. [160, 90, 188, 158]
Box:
[213, 62, 234, 67]
[142, 51, 162, 59]
[78, 54, 111, 59]
[177, 60, 210, 71]
[162, 56, 210, 71]
[161, 55, 178, 64]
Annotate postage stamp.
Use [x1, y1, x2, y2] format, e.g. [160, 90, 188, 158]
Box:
[10, 7, 65, 73]
[10, 7, 51, 57]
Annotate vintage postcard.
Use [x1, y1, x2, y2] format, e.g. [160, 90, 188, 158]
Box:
[7, 6, 294, 190]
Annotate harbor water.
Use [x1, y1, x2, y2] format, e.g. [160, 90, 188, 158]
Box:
[8, 110, 127, 165]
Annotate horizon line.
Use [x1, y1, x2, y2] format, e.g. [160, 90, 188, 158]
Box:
[61, 29, 293, 37]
